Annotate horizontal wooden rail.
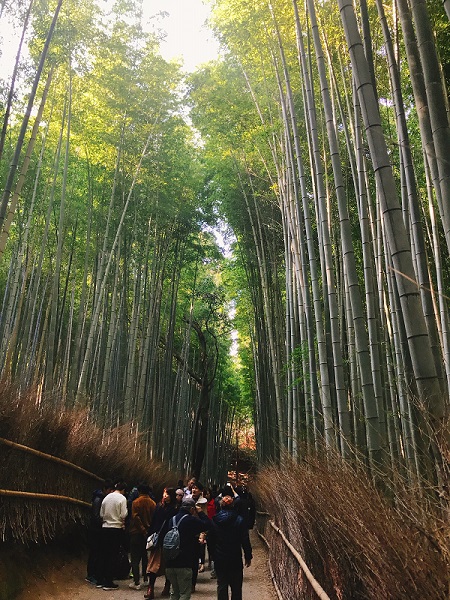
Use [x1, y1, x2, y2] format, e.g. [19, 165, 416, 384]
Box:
[0, 436, 103, 482]
[256, 528, 286, 600]
[0, 488, 91, 508]
[268, 520, 330, 600]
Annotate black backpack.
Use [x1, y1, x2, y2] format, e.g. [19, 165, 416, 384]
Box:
[162, 514, 188, 560]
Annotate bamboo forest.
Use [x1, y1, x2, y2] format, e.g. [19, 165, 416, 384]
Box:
[0, 0, 449, 598]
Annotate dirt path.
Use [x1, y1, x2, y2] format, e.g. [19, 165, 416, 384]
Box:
[17, 530, 276, 600]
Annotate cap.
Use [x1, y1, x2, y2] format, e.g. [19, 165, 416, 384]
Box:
[181, 497, 196, 509]
[196, 496, 208, 505]
[176, 488, 184, 496]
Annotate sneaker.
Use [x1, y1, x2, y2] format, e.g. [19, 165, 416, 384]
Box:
[96, 583, 104, 588]
[85, 576, 97, 585]
[210, 570, 216, 579]
[128, 582, 141, 590]
[102, 583, 119, 590]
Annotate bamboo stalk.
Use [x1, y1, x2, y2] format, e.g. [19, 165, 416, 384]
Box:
[0, 437, 103, 481]
[0, 488, 91, 507]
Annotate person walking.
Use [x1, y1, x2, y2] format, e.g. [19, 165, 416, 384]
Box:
[209, 495, 252, 600]
[175, 488, 185, 507]
[128, 483, 156, 591]
[183, 477, 196, 499]
[97, 481, 128, 591]
[164, 497, 211, 600]
[195, 496, 208, 574]
[145, 487, 178, 600]
[85, 480, 114, 585]
[189, 481, 205, 591]
[205, 488, 217, 576]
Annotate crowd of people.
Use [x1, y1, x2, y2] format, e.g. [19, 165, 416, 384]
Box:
[85, 476, 256, 600]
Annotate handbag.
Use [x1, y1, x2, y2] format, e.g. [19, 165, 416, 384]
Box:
[146, 517, 167, 550]
[146, 530, 159, 550]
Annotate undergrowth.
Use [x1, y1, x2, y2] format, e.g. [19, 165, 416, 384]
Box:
[254, 455, 449, 599]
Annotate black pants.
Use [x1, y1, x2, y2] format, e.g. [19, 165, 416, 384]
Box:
[86, 526, 102, 580]
[130, 532, 147, 584]
[99, 527, 122, 586]
[215, 561, 244, 600]
[192, 541, 201, 586]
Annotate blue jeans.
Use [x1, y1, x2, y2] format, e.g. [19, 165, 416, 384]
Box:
[165, 567, 192, 600]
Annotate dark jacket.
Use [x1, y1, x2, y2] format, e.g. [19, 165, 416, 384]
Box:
[149, 502, 178, 537]
[236, 491, 256, 529]
[209, 508, 252, 567]
[89, 489, 105, 530]
[164, 509, 211, 569]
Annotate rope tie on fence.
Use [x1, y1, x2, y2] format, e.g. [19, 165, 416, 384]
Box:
[0, 488, 91, 507]
[0, 436, 103, 481]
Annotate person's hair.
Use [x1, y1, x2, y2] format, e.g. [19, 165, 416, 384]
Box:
[137, 483, 151, 495]
[102, 479, 114, 491]
[114, 481, 127, 492]
[193, 481, 204, 492]
[221, 484, 234, 497]
[164, 487, 177, 504]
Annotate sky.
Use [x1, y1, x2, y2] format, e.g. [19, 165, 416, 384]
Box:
[0, 0, 221, 77]
[141, 0, 221, 71]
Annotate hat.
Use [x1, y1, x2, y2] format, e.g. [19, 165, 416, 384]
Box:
[196, 496, 208, 505]
[221, 495, 234, 506]
[176, 488, 184, 496]
[181, 497, 196, 509]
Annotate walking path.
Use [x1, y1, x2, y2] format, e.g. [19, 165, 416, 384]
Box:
[17, 530, 276, 600]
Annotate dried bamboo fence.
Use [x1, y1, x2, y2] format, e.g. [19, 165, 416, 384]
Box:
[256, 511, 333, 600]
[0, 436, 102, 544]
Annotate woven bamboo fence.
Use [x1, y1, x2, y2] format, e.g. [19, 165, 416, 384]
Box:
[0, 383, 172, 545]
[0, 436, 102, 543]
[256, 511, 333, 600]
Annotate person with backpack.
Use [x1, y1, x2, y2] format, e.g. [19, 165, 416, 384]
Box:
[208, 495, 252, 600]
[164, 497, 212, 600]
[145, 487, 178, 599]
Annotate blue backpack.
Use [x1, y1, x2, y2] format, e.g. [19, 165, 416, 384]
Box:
[162, 514, 188, 559]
